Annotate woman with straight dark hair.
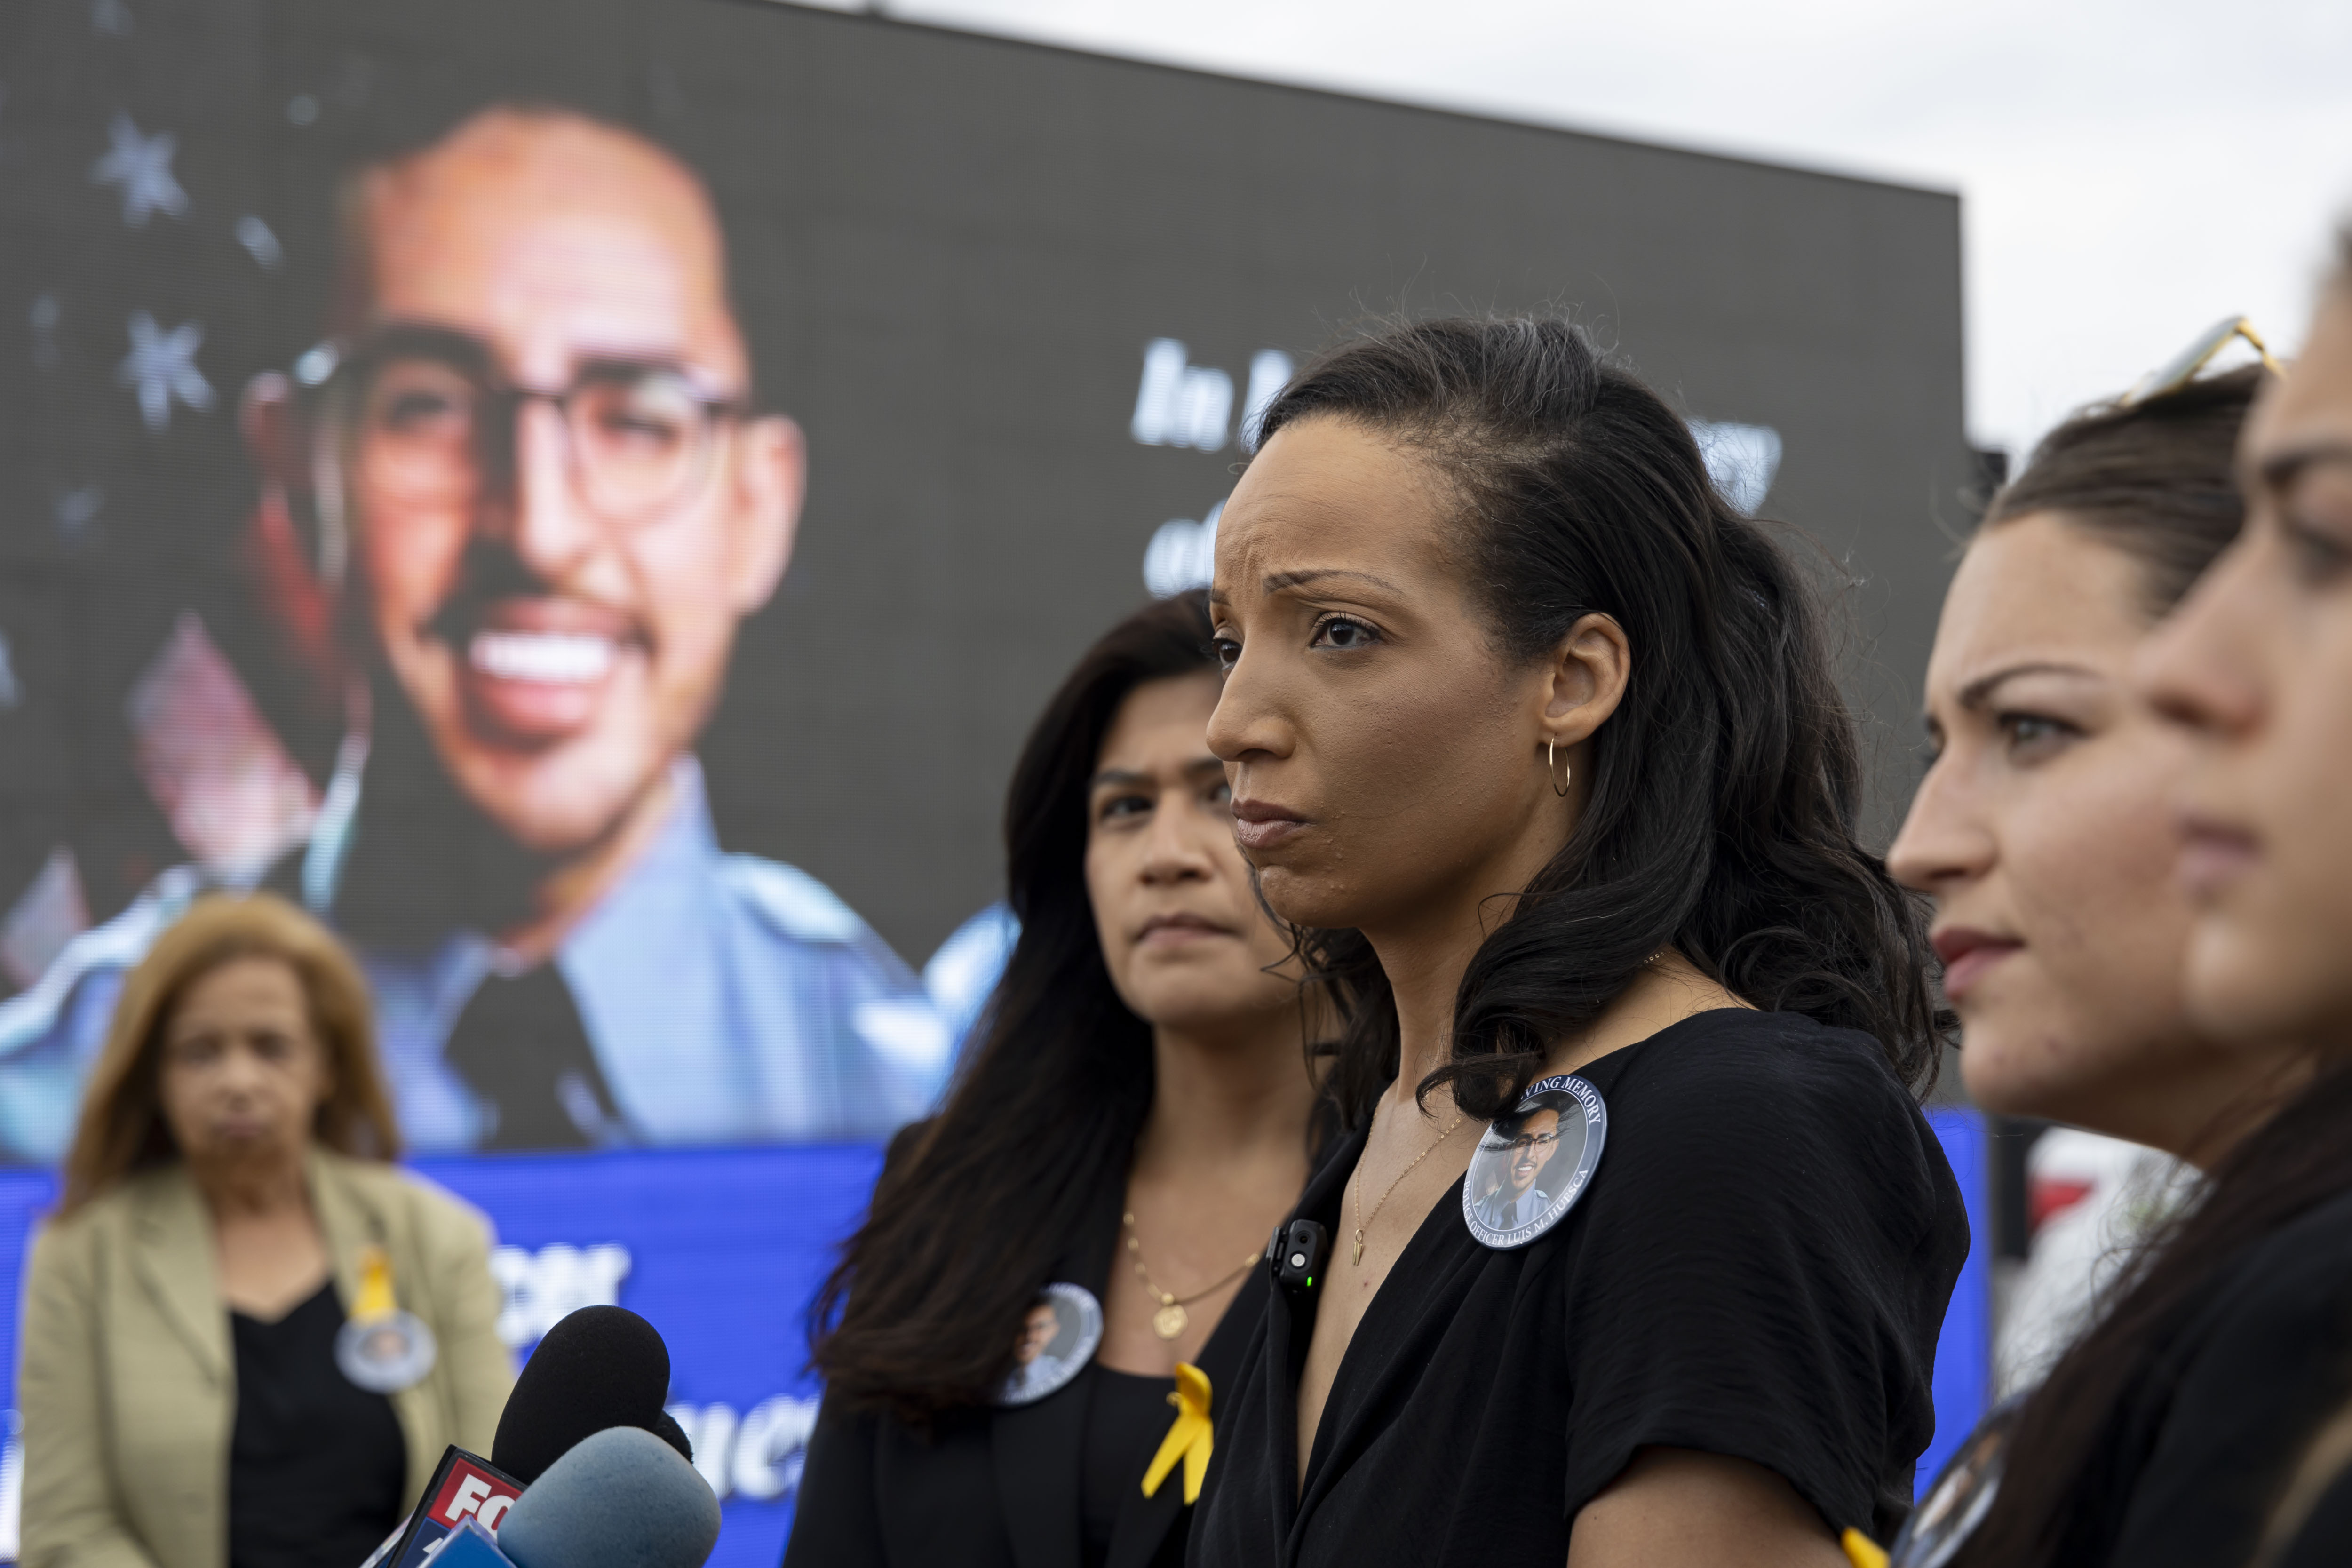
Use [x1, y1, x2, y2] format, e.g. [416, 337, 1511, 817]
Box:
[1893, 361, 2274, 1165]
[1885, 345, 2309, 1568]
[785, 591, 1324, 1568]
[1189, 317, 1966, 1568]
[1926, 250, 2352, 1568]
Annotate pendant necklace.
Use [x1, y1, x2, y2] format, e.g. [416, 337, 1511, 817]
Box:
[1122, 1212, 1263, 1340]
[1351, 1107, 1466, 1266]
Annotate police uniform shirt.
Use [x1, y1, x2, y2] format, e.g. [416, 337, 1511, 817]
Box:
[1470, 1183, 1551, 1232]
[1978, 1185, 2352, 1568]
[0, 757, 945, 1155]
[1189, 1009, 1969, 1568]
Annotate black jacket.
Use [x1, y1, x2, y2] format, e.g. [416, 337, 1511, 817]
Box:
[783, 1166, 1270, 1568]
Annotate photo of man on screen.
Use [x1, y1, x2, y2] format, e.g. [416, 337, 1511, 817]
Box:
[0, 106, 947, 1157]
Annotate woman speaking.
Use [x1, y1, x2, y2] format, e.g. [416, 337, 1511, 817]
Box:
[18, 893, 512, 1568]
[1189, 317, 1967, 1568]
[787, 591, 1325, 1568]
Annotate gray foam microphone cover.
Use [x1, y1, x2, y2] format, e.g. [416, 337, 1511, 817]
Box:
[496, 1425, 722, 1568]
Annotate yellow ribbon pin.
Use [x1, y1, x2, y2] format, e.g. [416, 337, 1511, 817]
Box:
[1839, 1528, 1889, 1568]
[351, 1244, 397, 1322]
[1140, 1362, 1213, 1505]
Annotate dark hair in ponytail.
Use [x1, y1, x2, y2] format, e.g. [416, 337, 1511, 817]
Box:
[808, 593, 1220, 1424]
[1250, 316, 1945, 1122]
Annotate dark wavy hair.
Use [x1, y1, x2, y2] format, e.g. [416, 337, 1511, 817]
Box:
[1250, 317, 1945, 1122]
[810, 592, 1237, 1424]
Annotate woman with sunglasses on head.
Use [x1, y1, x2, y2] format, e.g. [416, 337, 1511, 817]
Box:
[786, 592, 1325, 1568]
[1891, 353, 2273, 1168]
[1881, 337, 2311, 1568]
[2111, 239, 2352, 1568]
[1187, 318, 1966, 1568]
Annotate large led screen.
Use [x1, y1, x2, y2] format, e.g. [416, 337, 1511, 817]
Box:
[0, 0, 1979, 1561]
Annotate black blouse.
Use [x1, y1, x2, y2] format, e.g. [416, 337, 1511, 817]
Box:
[1189, 1009, 1969, 1568]
[785, 1176, 1271, 1568]
[227, 1279, 408, 1568]
[1998, 1186, 2352, 1568]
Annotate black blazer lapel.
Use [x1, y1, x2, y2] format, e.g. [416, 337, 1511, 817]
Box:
[993, 1375, 1092, 1568]
[993, 1182, 1125, 1568]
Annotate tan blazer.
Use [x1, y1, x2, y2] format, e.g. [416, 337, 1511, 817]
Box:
[16, 1149, 516, 1568]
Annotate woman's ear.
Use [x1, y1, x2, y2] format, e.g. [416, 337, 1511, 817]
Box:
[1541, 613, 1632, 746]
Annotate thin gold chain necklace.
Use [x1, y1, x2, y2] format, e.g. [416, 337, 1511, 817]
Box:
[1351, 1108, 1466, 1266]
[1121, 1212, 1263, 1341]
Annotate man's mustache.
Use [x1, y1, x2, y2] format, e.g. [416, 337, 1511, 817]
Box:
[421, 540, 645, 650]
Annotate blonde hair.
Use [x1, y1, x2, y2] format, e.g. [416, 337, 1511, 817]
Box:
[57, 892, 400, 1214]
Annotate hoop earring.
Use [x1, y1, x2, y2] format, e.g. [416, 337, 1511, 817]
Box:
[1547, 738, 1572, 797]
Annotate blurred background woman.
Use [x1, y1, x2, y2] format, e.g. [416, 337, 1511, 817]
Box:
[2104, 246, 2352, 1568]
[1885, 344, 2332, 1568]
[19, 893, 511, 1568]
[789, 590, 1324, 1568]
[1192, 317, 1964, 1568]
[1887, 360, 2282, 1395]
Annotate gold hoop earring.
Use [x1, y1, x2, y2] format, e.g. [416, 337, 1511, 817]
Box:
[1547, 738, 1572, 797]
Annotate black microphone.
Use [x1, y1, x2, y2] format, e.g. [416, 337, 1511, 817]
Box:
[492, 1305, 691, 1484]
[495, 1426, 722, 1568]
[355, 1309, 695, 1568]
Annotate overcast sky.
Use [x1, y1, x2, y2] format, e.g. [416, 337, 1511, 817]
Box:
[849, 0, 2352, 459]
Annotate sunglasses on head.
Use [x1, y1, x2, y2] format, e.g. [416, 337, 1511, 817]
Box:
[2120, 316, 2280, 409]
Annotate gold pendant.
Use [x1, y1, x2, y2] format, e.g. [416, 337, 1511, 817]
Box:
[1152, 1302, 1189, 1340]
[1352, 1229, 1365, 1266]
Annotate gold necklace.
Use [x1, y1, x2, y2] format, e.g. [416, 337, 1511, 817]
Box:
[1351, 1108, 1465, 1266]
[1121, 1211, 1263, 1341]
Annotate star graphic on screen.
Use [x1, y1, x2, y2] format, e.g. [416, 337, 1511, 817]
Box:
[90, 112, 188, 227]
[117, 311, 214, 431]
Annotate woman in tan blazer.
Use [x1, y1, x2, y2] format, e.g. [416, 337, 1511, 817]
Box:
[17, 892, 514, 1568]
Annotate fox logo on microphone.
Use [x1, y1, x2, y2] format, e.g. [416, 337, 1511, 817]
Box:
[431, 1457, 521, 1534]
[357, 1447, 527, 1568]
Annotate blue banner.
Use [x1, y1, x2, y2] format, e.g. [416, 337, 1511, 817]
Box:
[1923, 1106, 1994, 1485]
[0, 1109, 1989, 1566]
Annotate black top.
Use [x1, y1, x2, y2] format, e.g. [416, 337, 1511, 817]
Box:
[1084, 1370, 1182, 1568]
[784, 1164, 1272, 1568]
[2018, 1186, 2352, 1568]
[227, 1279, 408, 1568]
[1189, 1009, 1969, 1568]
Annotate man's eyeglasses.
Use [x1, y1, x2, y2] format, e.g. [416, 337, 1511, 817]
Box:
[294, 326, 751, 527]
[2120, 316, 2280, 409]
[1486, 1131, 1562, 1155]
